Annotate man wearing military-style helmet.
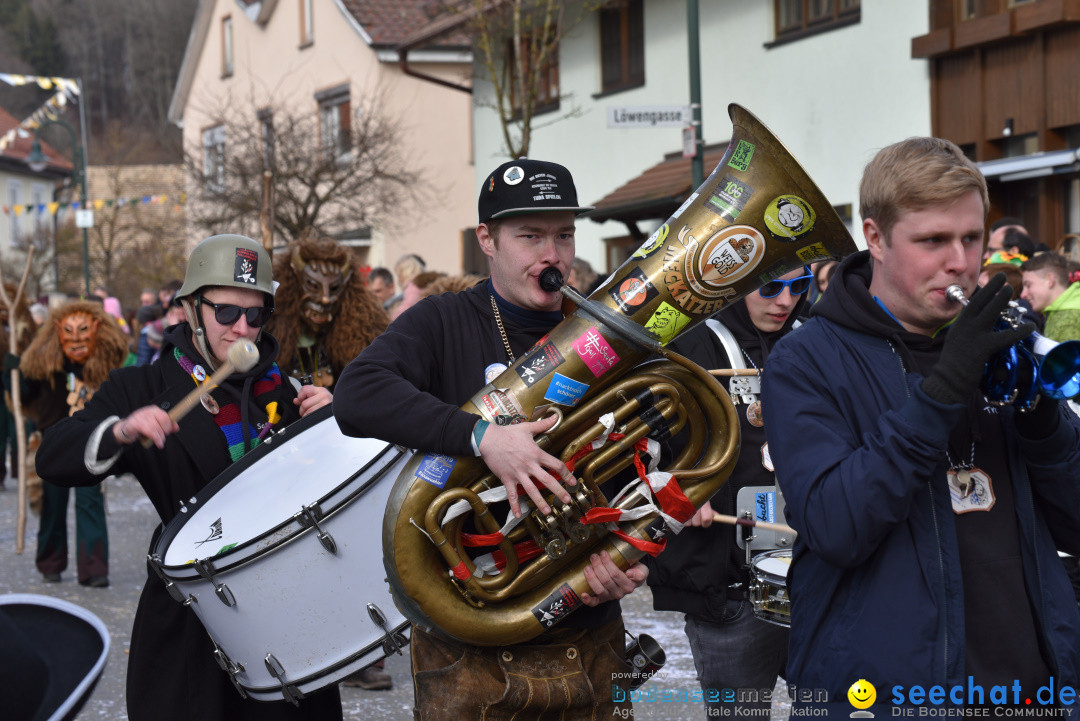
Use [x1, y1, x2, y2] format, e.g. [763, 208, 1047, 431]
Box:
[36, 234, 339, 721]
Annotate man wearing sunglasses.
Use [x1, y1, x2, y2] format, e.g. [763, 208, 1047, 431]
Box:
[35, 234, 340, 721]
[761, 138, 1080, 710]
[644, 266, 809, 716]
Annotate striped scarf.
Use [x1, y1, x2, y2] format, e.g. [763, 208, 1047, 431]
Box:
[174, 347, 283, 461]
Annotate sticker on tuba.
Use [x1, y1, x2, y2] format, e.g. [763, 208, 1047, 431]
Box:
[633, 223, 669, 260]
[531, 582, 582, 628]
[764, 194, 816, 241]
[684, 225, 766, 297]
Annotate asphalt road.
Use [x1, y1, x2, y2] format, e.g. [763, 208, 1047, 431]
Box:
[0, 473, 790, 720]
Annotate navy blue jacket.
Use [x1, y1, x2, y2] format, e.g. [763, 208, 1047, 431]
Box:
[763, 253, 1080, 701]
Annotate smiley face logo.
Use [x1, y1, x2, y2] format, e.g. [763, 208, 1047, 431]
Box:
[847, 679, 876, 710]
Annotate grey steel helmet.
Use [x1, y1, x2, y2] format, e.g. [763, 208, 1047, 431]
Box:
[175, 234, 274, 303]
[176, 234, 275, 370]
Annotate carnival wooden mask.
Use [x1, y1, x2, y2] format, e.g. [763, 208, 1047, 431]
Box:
[57, 311, 101, 365]
[291, 247, 352, 333]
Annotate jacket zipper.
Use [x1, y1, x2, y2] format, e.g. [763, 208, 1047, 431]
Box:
[887, 340, 950, 680]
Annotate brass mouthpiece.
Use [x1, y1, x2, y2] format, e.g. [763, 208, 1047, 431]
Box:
[539, 267, 564, 292]
[945, 285, 968, 306]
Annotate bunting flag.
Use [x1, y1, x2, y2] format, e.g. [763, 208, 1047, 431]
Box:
[0, 74, 81, 151]
[1, 192, 186, 216]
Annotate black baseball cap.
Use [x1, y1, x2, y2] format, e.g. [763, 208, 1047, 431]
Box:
[478, 158, 594, 224]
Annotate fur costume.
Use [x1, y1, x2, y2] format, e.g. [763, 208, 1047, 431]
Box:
[267, 233, 389, 386]
[21, 300, 131, 390]
[21, 301, 127, 538]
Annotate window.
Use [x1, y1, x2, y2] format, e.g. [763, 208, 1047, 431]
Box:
[507, 30, 560, 116]
[299, 0, 314, 46]
[202, 124, 226, 192]
[31, 182, 47, 236]
[599, 0, 644, 94]
[773, 0, 859, 42]
[316, 85, 351, 162]
[222, 16, 234, 77]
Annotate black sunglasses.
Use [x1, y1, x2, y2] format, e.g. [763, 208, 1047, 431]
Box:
[758, 274, 813, 299]
[199, 296, 273, 328]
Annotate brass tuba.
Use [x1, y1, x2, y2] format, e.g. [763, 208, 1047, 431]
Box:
[383, 104, 858, 646]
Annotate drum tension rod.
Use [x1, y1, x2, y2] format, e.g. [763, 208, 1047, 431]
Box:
[211, 640, 248, 699]
[368, 603, 407, 656]
[298, 503, 337, 555]
[147, 553, 188, 605]
[264, 653, 303, 707]
[194, 558, 237, 607]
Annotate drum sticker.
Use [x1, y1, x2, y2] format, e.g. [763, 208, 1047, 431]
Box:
[573, 328, 620, 378]
[234, 247, 259, 285]
[484, 363, 508, 385]
[515, 341, 565, 387]
[727, 140, 756, 172]
[416, 453, 457, 489]
[608, 267, 659, 315]
[755, 491, 777, 523]
[543, 372, 589, 407]
[704, 175, 754, 221]
[195, 517, 223, 547]
[480, 389, 527, 426]
[644, 302, 692, 346]
[764, 195, 816, 241]
[797, 242, 830, 264]
[532, 582, 582, 628]
[632, 223, 669, 260]
[215, 542, 237, 557]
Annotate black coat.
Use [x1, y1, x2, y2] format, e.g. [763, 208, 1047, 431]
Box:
[645, 298, 803, 618]
[37, 323, 341, 721]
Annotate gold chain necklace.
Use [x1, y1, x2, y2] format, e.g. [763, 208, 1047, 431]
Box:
[490, 293, 515, 363]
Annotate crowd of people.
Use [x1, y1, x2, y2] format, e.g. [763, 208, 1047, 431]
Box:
[5, 135, 1080, 721]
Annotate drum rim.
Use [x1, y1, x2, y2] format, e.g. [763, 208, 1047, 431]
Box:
[238, 620, 412, 696]
[152, 405, 406, 572]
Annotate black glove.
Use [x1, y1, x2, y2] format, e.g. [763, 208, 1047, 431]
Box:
[921, 274, 1033, 405]
[2, 352, 19, 373]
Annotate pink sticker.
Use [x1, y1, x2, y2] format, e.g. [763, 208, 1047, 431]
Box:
[573, 327, 620, 378]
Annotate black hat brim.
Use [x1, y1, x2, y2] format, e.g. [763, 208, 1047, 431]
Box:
[0, 594, 110, 721]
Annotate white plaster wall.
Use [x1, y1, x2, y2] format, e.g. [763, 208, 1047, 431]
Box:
[472, 0, 931, 270]
[179, 0, 475, 273]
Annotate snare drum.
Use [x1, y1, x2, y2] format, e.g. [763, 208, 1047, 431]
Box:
[150, 405, 413, 703]
[748, 549, 791, 627]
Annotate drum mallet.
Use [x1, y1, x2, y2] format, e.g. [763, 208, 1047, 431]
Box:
[708, 369, 761, 377]
[140, 339, 260, 448]
[712, 513, 795, 535]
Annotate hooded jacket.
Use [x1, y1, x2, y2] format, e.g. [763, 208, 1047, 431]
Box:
[35, 323, 341, 721]
[762, 251, 1080, 702]
[1044, 281, 1080, 343]
[646, 294, 804, 618]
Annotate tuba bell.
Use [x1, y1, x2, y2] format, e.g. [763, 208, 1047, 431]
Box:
[383, 104, 858, 646]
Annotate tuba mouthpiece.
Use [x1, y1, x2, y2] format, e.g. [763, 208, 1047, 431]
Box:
[539, 267, 564, 293]
[945, 285, 968, 306]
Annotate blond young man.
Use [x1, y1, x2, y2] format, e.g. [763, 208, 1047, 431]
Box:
[763, 138, 1080, 708]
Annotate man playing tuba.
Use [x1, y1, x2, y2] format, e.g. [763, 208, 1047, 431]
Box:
[334, 158, 648, 720]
